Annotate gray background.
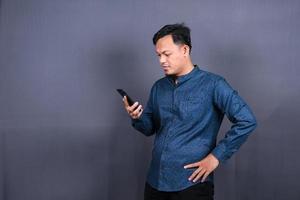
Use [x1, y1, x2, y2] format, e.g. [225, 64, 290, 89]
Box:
[1, 0, 300, 200]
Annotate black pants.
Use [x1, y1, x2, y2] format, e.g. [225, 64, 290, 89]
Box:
[144, 182, 214, 200]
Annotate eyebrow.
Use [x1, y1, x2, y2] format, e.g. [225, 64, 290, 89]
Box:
[156, 50, 171, 55]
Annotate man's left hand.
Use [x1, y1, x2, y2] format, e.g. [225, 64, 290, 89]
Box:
[184, 153, 220, 183]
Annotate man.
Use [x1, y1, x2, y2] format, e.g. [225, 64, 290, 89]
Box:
[122, 23, 257, 200]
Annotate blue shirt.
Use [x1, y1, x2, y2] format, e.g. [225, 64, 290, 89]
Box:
[131, 65, 257, 192]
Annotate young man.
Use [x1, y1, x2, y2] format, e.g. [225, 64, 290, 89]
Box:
[122, 23, 257, 200]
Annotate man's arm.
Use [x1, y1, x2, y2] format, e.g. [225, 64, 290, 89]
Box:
[184, 77, 257, 183]
[123, 84, 157, 136]
[211, 77, 257, 163]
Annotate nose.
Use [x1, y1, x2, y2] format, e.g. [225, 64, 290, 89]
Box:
[159, 55, 166, 65]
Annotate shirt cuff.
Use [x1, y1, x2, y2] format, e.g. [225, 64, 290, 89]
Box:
[131, 118, 142, 127]
[211, 145, 227, 164]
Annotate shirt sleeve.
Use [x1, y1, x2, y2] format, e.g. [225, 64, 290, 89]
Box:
[211, 77, 257, 163]
[131, 83, 157, 136]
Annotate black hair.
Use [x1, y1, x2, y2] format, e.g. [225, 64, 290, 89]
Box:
[152, 23, 192, 53]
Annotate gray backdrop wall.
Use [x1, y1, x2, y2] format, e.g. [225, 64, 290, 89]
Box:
[1, 0, 300, 200]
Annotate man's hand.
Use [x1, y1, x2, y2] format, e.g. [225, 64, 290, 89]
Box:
[184, 153, 220, 183]
[123, 96, 143, 119]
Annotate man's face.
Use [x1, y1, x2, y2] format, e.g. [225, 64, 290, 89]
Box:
[155, 35, 188, 76]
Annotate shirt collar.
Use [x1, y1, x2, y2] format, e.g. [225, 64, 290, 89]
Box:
[167, 65, 200, 86]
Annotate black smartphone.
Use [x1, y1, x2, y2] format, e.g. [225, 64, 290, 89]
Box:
[116, 89, 135, 106]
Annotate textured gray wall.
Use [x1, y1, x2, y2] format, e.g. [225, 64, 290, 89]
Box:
[1, 0, 299, 200]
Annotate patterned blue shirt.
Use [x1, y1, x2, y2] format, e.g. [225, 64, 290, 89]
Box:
[131, 65, 257, 192]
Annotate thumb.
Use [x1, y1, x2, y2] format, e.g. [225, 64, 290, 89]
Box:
[123, 96, 129, 107]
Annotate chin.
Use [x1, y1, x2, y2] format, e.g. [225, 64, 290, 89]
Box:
[164, 70, 174, 75]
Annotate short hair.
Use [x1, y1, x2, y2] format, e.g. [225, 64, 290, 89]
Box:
[152, 23, 192, 53]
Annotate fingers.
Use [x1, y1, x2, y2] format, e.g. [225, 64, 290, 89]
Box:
[185, 161, 203, 182]
[123, 96, 129, 107]
[136, 106, 143, 118]
[184, 162, 198, 169]
[188, 166, 203, 181]
[129, 102, 139, 112]
[187, 165, 211, 183]
[184, 158, 216, 183]
[131, 105, 143, 118]
[193, 168, 208, 183]
[123, 96, 143, 119]
[201, 171, 210, 183]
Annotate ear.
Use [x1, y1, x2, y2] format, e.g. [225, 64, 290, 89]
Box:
[182, 44, 190, 56]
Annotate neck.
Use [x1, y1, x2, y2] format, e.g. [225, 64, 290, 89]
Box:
[176, 60, 194, 77]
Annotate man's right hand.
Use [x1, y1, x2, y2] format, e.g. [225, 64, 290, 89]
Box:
[123, 96, 143, 119]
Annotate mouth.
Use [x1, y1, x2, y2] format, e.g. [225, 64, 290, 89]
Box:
[163, 67, 169, 72]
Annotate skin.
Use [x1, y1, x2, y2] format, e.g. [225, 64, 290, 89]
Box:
[123, 34, 219, 183]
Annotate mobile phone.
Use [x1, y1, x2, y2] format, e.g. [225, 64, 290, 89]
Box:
[116, 89, 135, 106]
